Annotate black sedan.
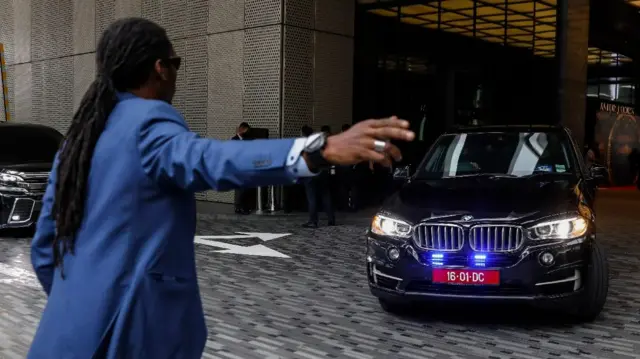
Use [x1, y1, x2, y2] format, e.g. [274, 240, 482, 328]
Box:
[0, 123, 62, 230]
[367, 125, 609, 321]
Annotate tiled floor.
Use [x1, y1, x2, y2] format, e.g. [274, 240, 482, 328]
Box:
[1, 191, 639, 358]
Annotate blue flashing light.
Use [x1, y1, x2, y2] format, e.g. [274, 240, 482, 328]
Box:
[431, 253, 444, 260]
[473, 253, 487, 267]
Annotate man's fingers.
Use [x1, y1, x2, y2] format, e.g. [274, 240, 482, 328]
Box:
[369, 126, 415, 142]
[360, 149, 386, 163]
[368, 116, 410, 129]
[384, 143, 403, 162]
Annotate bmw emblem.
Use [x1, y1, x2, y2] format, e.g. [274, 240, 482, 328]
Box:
[461, 215, 474, 221]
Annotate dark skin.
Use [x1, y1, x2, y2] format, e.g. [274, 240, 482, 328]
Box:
[130, 48, 415, 169]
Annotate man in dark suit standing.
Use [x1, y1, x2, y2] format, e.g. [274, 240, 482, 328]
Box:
[302, 125, 336, 228]
[232, 122, 251, 214]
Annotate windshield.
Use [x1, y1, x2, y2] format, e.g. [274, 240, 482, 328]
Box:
[0, 126, 62, 165]
[416, 131, 577, 180]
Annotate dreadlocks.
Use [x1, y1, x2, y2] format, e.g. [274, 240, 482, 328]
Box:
[51, 18, 173, 273]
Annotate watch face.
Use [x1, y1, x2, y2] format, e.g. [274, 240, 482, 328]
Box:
[306, 133, 325, 152]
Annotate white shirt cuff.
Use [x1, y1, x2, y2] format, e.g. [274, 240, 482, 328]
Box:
[285, 138, 318, 178]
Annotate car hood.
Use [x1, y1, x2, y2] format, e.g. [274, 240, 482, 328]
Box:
[0, 162, 53, 172]
[382, 177, 581, 224]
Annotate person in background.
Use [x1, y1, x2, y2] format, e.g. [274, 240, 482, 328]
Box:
[232, 122, 250, 141]
[629, 147, 640, 190]
[339, 124, 358, 211]
[584, 143, 596, 169]
[232, 122, 251, 214]
[27, 18, 416, 358]
[303, 125, 336, 228]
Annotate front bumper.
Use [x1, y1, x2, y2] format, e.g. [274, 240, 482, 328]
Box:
[0, 192, 42, 229]
[367, 233, 592, 305]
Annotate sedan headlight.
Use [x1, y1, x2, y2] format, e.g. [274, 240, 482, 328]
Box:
[528, 216, 588, 240]
[0, 173, 21, 184]
[371, 215, 412, 238]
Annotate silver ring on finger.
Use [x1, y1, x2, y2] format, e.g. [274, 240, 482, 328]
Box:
[373, 140, 387, 153]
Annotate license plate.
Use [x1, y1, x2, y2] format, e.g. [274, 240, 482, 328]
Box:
[432, 269, 500, 285]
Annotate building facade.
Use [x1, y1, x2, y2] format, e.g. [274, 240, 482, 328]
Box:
[0, 0, 355, 203]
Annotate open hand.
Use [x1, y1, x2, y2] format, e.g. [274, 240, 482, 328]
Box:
[322, 116, 414, 167]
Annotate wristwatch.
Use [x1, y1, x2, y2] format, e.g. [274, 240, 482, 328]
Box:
[303, 132, 331, 171]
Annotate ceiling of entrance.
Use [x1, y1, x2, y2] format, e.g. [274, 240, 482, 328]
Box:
[360, 0, 632, 65]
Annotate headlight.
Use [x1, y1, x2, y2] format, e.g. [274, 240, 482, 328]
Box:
[528, 216, 588, 240]
[0, 173, 21, 184]
[371, 215, 412, 237]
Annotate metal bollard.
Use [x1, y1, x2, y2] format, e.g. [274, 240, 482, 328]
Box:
[255, 186, 264, 214]
[268, 186, 276, 212]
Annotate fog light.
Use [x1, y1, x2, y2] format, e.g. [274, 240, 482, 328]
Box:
[539, 252, 555, 266]
[388, 247, 400, 260]
[11, 215, 19, 221]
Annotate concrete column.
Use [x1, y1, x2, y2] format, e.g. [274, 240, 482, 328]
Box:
[556, 0, 590, 147]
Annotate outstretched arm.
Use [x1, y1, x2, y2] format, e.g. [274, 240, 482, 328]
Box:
[137, 115, 315, 192]
[31, 156, 58, 296]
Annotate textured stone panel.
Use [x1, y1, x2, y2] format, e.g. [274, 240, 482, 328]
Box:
[184, 36, 208, 138]
[171, 38, 188, 115]
[95, 0, 115, 45]
[313, 32, 353, 133]
[162, 0, 189, 40]
[31, 62, 44, 125]
[12, 63, 32, 124]
[244, 0, 281, 28]
[284, 0, 314, 29]
[13, 0, 31, 64]
[282, 26, 314, 138]
[73, 53, 96, 113]
[243, 26, 282, 138]
[0, 0, 15, 65]
[73, 0, 95, 54]
[31, 0, 74, 61]
[43, 57, 74, 133]
[206, 30, 244, 203]
[141, 0, 162, 25]
[208, 0, 244, 34]
[115, 0, 142, 18]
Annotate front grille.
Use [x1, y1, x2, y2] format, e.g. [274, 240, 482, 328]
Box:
[9, 171, 49, 194]
[21, 172, 49, 183]
[470, 225, 524, 252]
[413, 224, 464, 251]
[8, 198, 35, 223]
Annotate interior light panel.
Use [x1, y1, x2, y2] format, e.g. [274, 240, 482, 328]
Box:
[367, 0, 559, 58]
[365, 0, 632, 64]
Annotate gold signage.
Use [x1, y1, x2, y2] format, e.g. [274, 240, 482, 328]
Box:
[600, 102, 635, 116]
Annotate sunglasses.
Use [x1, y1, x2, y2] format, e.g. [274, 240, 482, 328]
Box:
[163, 56, 181, 70]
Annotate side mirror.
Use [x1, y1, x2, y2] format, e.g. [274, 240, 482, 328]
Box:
[393, 165, 411, 181]
[589, 164, 609, 186]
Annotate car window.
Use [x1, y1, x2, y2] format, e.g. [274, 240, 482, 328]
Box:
[417, 131, 576, 179]
[0, 127, 62, 164]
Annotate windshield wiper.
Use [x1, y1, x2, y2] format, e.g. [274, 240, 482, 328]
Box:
[449, 173, 518, 178]
[522, 172, 573, 179]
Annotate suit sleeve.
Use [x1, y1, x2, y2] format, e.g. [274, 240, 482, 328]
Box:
[31, 154, 59, 296]
[137, 115, 305, 192]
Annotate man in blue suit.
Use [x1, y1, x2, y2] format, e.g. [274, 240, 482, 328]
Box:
[28, 18, 414, 359]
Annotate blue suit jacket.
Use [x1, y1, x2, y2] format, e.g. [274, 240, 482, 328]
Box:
[28, 93, 300, 359]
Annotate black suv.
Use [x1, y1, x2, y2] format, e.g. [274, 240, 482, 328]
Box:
[0, 123, 62, 230]
[367, 125, 609, 321]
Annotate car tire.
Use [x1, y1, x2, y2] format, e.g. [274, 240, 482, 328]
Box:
[573, 240, 609, 322]
[378, 298, 405, 314]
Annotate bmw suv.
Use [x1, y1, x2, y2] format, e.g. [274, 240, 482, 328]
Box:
[367, 125, 609, 321]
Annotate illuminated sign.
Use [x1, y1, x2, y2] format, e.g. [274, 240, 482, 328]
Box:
[599, 102, 635, 116]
